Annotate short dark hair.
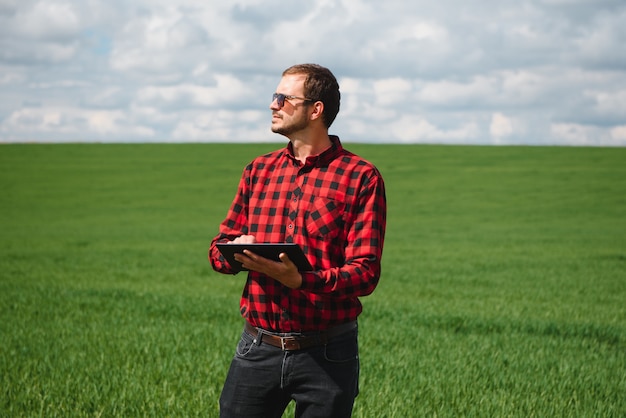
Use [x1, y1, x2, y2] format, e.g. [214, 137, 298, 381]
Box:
[283, 64, 340, 128]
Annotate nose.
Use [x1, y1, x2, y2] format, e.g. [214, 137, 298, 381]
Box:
[270, 97, 281, 110]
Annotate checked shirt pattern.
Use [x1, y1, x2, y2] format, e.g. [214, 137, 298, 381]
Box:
[209, 136, 386, 332]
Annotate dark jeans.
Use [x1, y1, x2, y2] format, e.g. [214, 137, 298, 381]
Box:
[219, 324, 360, 418]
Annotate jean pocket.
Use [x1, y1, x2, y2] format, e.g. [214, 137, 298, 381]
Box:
[323, 330, 359, 363]
[235, 331, 256, 357]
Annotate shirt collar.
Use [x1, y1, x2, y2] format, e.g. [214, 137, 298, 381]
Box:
[285, 135, 343, 167]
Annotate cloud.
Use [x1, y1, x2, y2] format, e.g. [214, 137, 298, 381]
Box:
[1, 106, 156, 141]
[611, 125, 626, 142]
[12, 1, 81, 41]
[110, 9, 209, 74]
[135, 75, 248, 109]
[490, 113, 514, 141]
[0, 0, 625, 145]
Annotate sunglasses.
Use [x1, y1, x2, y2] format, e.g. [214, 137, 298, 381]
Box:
[272, 93, 314, 108]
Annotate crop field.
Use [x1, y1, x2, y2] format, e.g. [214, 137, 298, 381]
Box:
[1, 143, 625, 417]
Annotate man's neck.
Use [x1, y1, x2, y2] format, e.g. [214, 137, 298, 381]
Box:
[289, 134, 332, 163]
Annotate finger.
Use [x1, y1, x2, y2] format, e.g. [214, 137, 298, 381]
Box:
[230, 235, 257, 244]
[279, 252, 294, 266]
[242, 249, 258, 260]
[241, 250, 267, 269]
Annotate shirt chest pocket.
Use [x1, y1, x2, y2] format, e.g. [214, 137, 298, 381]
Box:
[304, 196, 346, 240]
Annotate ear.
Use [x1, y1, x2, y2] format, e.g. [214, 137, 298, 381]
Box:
[308, 101, 324, 122]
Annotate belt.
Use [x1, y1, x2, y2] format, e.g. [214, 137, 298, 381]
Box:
[244, 321, 357, 351]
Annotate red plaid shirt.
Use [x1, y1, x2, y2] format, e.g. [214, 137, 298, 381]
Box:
[209, 136, 386, 332]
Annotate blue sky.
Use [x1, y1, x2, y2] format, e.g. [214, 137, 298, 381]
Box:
[1, 0, 625, 145]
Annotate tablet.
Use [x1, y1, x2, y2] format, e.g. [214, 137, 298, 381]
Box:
[216, 243, 313, 273]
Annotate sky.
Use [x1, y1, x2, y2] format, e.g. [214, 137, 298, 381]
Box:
[1, 0, 625, 146]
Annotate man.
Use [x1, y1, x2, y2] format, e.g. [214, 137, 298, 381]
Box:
[208, 63, 386, 417]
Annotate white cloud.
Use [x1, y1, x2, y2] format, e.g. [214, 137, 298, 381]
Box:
[109, 8, 209, 74]
[391, 116, 480, 143]
[171, 109, 271, 142]
[1, 106, 156, 141]
[135, 74, 248, 109]
[587, 89, 626, 120]
[13, 1, 82, 41]
[386, 21, 448, 43]
[550, 122, 625, 146]
[490, 113, 514, 140]
[418, 77, 497, 107]
[373, 78, 414, 107]
[610, 125, 626, 142]
[551, 123, 587, 144]
[0, 0, 625, 146]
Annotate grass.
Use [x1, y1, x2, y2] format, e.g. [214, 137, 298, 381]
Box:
[1, 143, 625, 417]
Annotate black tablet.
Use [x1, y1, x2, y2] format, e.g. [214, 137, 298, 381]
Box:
[216, 243, 313, 273]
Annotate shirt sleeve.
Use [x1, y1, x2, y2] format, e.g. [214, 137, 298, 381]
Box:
[208, 164, 251, 274]
[299, 168, 387, 297]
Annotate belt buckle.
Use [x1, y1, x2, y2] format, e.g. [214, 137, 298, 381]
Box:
[280, 336, 300, 351]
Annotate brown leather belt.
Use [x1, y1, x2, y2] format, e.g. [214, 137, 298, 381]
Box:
[244, 321, 357, 351]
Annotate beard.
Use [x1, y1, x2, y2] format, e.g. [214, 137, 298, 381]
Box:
[271, 111, 309, 136]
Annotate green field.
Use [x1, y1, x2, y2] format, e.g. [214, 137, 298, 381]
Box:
[1, 143, 625, 417]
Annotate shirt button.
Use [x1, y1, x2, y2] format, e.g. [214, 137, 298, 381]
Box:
[288, 224, 293, 229]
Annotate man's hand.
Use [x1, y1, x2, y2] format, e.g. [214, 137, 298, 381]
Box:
[234, 250, 303, 289]
[229, 235, 257, 244]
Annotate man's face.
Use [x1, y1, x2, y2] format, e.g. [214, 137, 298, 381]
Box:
[270, 74, 311, 137]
